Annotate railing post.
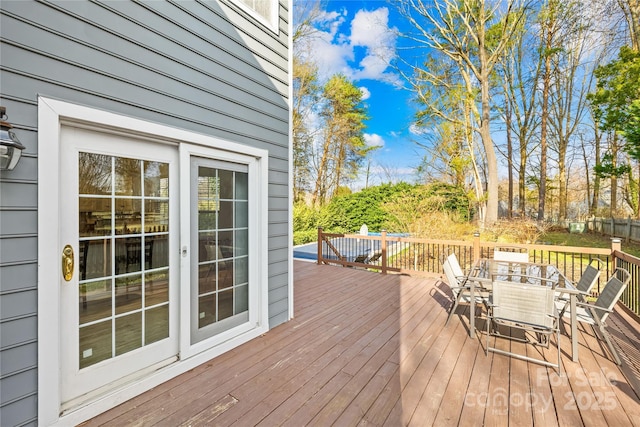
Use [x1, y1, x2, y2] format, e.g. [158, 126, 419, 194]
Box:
[317, 227, 323, 265]
[473, 232, 481, 263]
[611, 238, 621, 269]
[381, 230, 387, 274]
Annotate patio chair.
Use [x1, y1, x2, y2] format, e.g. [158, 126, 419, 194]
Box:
[561, 267, 630, 365]
[486, 280, 561, 372]
[442, 253, 488, 326]
[555, 258, 603, 317]
[493, 246, 529, 263]
[353, 253, 369, 264]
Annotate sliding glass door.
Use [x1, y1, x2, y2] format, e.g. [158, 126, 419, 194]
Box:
[190, 157, 250, 344]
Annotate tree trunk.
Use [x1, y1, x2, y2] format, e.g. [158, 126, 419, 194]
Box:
[637, 161, 640, 218]
[478, 8, 498, 224]
[312, 128, 333, 206]
[611, 135, 619, 215]
[506, 102, 514, 218]
[591, 126, 602, 215]
[620, 0, 640, 49]
[558, 150, 567, 220]
[519, 133, 527, 217]
[538, 20, 553, 221]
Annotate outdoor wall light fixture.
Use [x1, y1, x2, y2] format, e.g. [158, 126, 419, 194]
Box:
[0, 106, 26, 171]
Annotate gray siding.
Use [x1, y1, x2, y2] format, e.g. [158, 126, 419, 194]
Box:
[0, 0, 290, 425]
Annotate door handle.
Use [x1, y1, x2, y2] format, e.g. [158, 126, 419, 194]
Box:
[62, 245, 74, 281]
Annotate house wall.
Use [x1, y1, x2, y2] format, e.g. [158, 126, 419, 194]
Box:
[0, 1, 290, 425]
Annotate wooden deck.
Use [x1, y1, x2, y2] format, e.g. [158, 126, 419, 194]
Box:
[83, 260, 640, 426]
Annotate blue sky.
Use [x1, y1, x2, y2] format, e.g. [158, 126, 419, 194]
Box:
[298, 0, 424, 188]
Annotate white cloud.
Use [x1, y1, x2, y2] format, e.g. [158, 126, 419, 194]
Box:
[315, 10, 346, 38]
[350, 8, 391, 47]
[349, 8, 398, 82]
[364, 133, 385, 148]
[308, 29, 353, 78]
[409, 123, 434, 135]
[359, 86, 371, 100]
[306, 6, 399, 84]
[408, 123, 422, 135]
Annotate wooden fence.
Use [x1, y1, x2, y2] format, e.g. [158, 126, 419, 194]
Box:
[589, 217, 640, 243]
[316, 227, 640, 318]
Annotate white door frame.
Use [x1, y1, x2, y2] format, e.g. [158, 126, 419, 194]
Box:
[58, 126, 181, 410]
[38, 97, 270, 426]
[179, 143, 268, 359]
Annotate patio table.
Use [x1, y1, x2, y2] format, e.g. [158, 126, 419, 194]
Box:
[467, 259, 582, 362]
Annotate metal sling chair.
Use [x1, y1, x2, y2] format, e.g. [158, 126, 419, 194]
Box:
[442, 252, 488, 326]
[555, 258, 603, 317]
[493, 246, 529, 263]
[486, 280, 561, 373]
[561, 267, 630, 365]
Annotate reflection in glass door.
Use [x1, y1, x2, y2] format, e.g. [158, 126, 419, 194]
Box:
[77, 153, 171, 368]
[191, 158, 249, 344]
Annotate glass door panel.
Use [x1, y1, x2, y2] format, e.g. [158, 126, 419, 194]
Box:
[191, 158, 249, 344]
[78, 153, 171, 369]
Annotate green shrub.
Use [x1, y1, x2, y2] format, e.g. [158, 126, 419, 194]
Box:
[293, 182, 473, 242]
[382, 184, 473, 236]
[324, 182, 415, 232]
[293, 229, 320, 246]
[293, 202, 317, 232]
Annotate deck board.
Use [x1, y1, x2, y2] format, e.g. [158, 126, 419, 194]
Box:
[82, 260, 640, 426]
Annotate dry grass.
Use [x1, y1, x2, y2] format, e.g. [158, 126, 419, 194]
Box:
[480, 219, 553, 243]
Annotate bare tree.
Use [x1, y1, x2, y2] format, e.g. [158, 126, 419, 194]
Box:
[495, 9, 541, 217]
[546, 1, 602, 220]
[292, 0, 325, 201]
[535, 0, 565, 221]
[395, 0, 527, 225]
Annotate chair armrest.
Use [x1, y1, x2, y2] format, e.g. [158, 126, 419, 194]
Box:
[575, 301, 613, 313]
[555, 288, 591, 300]
[497, 273, 555, 281]
[469, 265, 482, 274]
[464, 277, 491, 290]
[454, 275, 470, 287]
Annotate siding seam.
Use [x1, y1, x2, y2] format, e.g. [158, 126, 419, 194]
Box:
[0, 93, 38, 112]
[0, 207, 38, 212]
[0, 287, 38, 296]
[0, 391, 37, 409]
[0, 365, 37, 382]
[15, 416, 39, 427]
[0, 179, 37, 185]
[0, 260, 37, 268]
[0, 313, 36, 324]
[0, 338, 37, 353]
